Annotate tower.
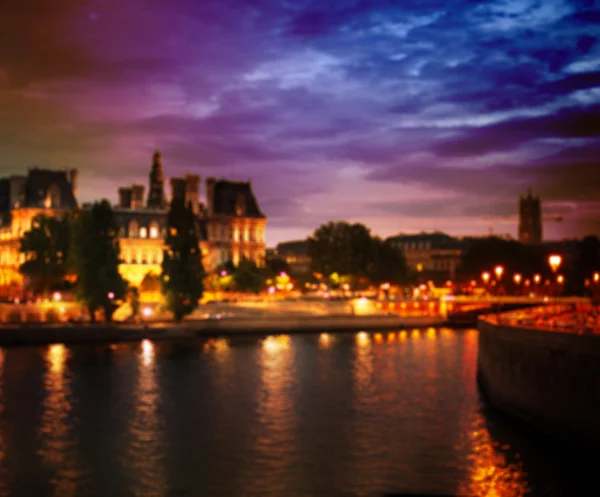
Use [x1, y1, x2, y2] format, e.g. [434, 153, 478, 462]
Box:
[147, 151, 167, 209]
[518, 188, 542, 244]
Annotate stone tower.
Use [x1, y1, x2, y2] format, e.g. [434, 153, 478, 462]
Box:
[147, 151, 167, 209]
[518, 188, 542, 244]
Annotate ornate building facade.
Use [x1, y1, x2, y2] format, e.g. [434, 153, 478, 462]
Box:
[0, 151, 267, 295]
[109, 151, 266, 286]
[0, 169, 78, 297]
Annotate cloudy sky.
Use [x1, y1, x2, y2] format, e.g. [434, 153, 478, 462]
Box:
[1, 0, 599, 245]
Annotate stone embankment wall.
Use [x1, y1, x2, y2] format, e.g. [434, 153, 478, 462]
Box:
[477, 317, 600, 452]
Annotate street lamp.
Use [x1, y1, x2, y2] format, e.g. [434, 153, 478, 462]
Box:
[513, 273, 522, 296]
[548, 254, 562, 273]
[594, 272, 599, 284]
[557, 274, 564, 285]
[481, 271, 490, 285]
[494, 265, 504, 280]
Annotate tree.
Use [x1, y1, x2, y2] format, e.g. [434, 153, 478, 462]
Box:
[161, 198, 205, 321]
[367, 237, 408, 286]
[70, 200, 127, 322]
[308, 221, 374, 287]
[264, 256, 291, 280]
[128, 286, 140, 321]
[19, 214, 71, 296]
[234, 257, 264, 294]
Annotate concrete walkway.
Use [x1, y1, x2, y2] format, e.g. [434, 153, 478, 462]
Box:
[0, 314, 446, 346]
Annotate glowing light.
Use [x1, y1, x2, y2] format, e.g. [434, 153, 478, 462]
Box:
[513, 273, 522, 285]
[220, 270, 227, 277]
[52, 292, 62, 302]
[356, 331, 370, 346]
[534, 274, 541, 284]
[494, 265, 504, 279]
[268, 286, 276, 295]
[548, 254, 562, 273]
[387, 332, 396, 343]
[411, 329, 420, 338]
[263, 335, 290, 353]
[399, 330, 407, 340]
[141, 339, 154, 366]
[107, 291, 115, 300]
[374, 332, 383, 344]
[594, 272, 599, 283]
[481, 272, 490, 284]
[380, 282, 390, 290]
[48, 344, 67, 373]
[416, 263, 423, 272]
[557, 274, 564, 284]
[142, 306, 152, 318]
[318, 333, 332, 348]
[426, 328, 436, 339]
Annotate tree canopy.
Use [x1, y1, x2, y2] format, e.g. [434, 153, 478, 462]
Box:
[233, 257, 264, 294]
[161, 198, 205, 321]
[19, 214, 71, 296]
[70, 200, 127, 322]
[308, 221, 407, 287]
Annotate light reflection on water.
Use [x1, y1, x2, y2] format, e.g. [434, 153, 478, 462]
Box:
[0, 329, 593, 496]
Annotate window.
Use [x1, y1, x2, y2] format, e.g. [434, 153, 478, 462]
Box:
[149, 222, 159, 239]
[128, 221, 138, 238]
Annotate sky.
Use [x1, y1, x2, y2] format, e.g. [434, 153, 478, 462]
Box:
[0, 0, 599, 246]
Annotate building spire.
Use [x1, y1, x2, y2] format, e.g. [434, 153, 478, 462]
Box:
[147, 150, 166, 208]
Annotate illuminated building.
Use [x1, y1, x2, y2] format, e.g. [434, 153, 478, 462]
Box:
[274, 239, 311, 274]
[0, 151, 267, 295]
[0, 169, 78, 298]
[114, 151, 266, 286]
[386, 232, 463, 281]
[518, 188, 542, 244]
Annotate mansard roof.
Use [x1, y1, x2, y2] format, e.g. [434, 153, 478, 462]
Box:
[212, 179, 265, 218]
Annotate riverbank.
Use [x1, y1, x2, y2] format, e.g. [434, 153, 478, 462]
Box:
[0, 314, 447, 347]
[477, 309, 600, 456]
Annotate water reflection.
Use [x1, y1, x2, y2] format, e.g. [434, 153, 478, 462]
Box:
[125, 339, 166, 497]
[318, 333, 332, 348]
[246, 335, 298, 495]
[37, 344, 82, 497]
[458, 414, 529, 497]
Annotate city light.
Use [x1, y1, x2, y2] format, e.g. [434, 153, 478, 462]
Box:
[594, 272, 599, 283]
[548, 254, 562, 273]
[534, 274, 541, 284]
[557, 274, 564, 285]
[494, 265, 504, 280]
[481, 272, 490, 284]
[107, 291, 115, 300]
[52, 292, 62, 302]
[513, 273, 522, 285]
[142, 306, 152, 318]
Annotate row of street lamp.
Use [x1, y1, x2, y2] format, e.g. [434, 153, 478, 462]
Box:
[481, 254, 564, 292]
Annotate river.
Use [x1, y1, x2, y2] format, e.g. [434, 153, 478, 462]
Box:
[0, 328, 593, 496]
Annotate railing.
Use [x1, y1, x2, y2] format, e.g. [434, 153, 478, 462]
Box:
[488, 304, 600, 335]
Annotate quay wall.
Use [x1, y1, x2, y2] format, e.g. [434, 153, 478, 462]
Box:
[477, 317, 600, 452]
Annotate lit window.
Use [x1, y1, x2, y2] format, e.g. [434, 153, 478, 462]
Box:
[150, 226, 159, 239]
[140, 227, 147, 238]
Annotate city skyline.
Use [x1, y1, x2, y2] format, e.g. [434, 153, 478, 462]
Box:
[1, 0, 599, 246]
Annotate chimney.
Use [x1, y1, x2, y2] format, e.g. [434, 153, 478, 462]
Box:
[206, 177, 216, 216]
[185, 174, 200, 214]
[130, 184, 145, 209]
[170, 177, 186, 205]
[118, 187, 132, 209]
[69, 169, 79, 201]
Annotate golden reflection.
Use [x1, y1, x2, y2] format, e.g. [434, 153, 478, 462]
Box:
[203, 338, 230, 356]
[318, 333, 332, 348]
[374, 332, 384, 344]
[141, 339, 154, 367]
[386, 332, 396, 343]
[38, 344, 81, 497]
[356, 331, 370, 346]
[262, 335, 291, 353]
[411, 329, 420, 339]
[246, 331, 297, 495]
[441, 328, 455, 339]
[426, 327, 437, 340]
[125, 339, 166, 497]
[458, 415, 529, 497]
[399, 330, 407, 341]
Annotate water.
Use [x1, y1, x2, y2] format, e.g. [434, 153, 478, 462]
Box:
[0, 329, 593, 497]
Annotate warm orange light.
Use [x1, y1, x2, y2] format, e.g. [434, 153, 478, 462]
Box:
[319, 333, 332, 348]
[548, 254, 562, 273]
[386, 332, 396, 343]
[141, 339, 154, 366]
[399, 330, 407, 340]
[494, 265, 504, 279]
[534, 274, 541, 284]
[594, 272, 599, 283]
[263, 335, 290, 353]
[557, 274, 564, 284]
[356, 331, 370, 346]
[513, 273, 522, 285]
[481, 272, 490, 284]
[374, 332, 383, 344]
[426, 328, 436, 339]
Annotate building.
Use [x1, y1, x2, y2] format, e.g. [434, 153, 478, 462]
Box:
[0, 169, 78, 297]
[386, 232, 464, 281]
[519, 188, 542, 244]
[113, 151, 266, 286]
[0, 151, 267, 295]
[274, 239, 311, 274]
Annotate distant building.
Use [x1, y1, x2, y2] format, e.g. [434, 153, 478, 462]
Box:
[0, 168, 78, 297]
[386, 232, 464, 281]
[519, 188, 542, 244]
[275, 239, 311, 274]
